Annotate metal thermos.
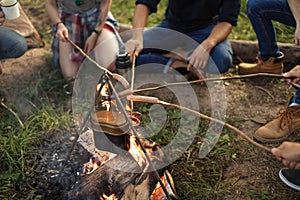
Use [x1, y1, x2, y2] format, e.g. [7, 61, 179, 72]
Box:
[115, 50, 132, 77]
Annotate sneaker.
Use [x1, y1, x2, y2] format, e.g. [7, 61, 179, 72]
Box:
[238, 54, 284, 75]
[279, 168, 300, 191]
[254, 106, 300, 143]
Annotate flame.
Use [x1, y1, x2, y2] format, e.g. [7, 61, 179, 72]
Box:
[83, 157, 101, 175]
[100, 193, 118, 200]
[128, 136, 147, 167]
[151, 176, 167, 200]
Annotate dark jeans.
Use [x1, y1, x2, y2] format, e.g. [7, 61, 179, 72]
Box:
[246, 0, 295, 60]
[136, 20, 233, 74]
[0, 26, 27, 60]
[292, 89, 300, 105]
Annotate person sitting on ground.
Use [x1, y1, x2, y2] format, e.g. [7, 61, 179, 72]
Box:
[238, 0, 300, 75]
[125, 0, 241, 78]
[0, 5, 28, 74]
[45, 0, 119, 80]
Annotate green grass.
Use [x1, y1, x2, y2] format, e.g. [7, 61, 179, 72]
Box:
[0, 0, 298, 199]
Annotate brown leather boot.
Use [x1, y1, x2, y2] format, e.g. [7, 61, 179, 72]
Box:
[238, 56, 283, 75]
[254, 106, 300, 143]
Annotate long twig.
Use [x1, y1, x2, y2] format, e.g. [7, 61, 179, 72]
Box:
[0, 98, 24, 128]
[161, 101, 272, 153]
[130, 53, 136, 111]
[127, 95, 271, 153]
[134, 73, 285, 93]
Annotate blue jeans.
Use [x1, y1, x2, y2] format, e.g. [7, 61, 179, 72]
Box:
[0, 26, 27, 60]
[246, 0, 295, 60]
[291, 89, 300, 105]
[136, 20, 233, 74]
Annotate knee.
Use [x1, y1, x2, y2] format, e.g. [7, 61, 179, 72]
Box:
[246, 0, 261, 16]
[11, 37, 28, 58]
[219, 56, 232, 73]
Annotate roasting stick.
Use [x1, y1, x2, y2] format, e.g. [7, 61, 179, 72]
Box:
[133, 73, 287, 93]
[130, 53, 136, 111]
[127, 95, 272, 153]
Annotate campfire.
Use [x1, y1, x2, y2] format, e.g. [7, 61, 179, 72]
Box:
[68, 74, 178, 200]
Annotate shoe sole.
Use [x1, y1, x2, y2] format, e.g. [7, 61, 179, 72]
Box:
[253, 125, 300, 143]
[253, 133, 290, 143]
[279, 169, 300, 191]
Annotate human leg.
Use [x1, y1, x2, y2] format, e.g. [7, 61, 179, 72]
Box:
[0, 26, 27, 60]
[247, 0, 295, 59]
[238, 0, 295, 74]
[94, 28, 119, 72]
[59, 41, 81, 79]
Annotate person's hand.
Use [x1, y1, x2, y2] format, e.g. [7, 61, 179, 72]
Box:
[271, 141, 300, 170]
[294, 23, 300, 45]
[283, 65, 300, 84]
[0, 9, 5, 26]
[125, 38, 143, 60]
[55, 22, 69, 42]
[84, 33, 98, 54]
[187, 41, 212, 71]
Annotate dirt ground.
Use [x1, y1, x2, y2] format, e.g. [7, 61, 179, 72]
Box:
[1, 4, 300, 200]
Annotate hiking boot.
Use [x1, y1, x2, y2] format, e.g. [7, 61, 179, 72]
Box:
[253, 106, 300, 143]
[279, 168, 300, 191]
[238, 54, 284, 75]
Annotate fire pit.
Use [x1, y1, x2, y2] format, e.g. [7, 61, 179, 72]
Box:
[66, 73, 177, 199]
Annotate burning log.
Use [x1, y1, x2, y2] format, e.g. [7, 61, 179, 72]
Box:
[68, 153, 141, 199]
[68, 140, 178, 200]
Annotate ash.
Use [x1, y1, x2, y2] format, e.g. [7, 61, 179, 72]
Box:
[32, 129, 111, 199]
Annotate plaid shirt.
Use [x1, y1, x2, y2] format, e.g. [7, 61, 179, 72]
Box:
[51, 5, 118, 66]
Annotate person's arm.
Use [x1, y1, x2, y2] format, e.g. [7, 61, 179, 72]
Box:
[187, 22, 233, 70]
[125, 4, 150, 58]
[45, 0, 69, 41]
[84, 0, 112, 53]
[287, 0, 300, 44]
[95, 0, 111, 33]
[272, 141, 300, 170]
[0, 3, 5, 26]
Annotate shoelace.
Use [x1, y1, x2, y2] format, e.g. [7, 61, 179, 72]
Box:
[279, 106, 300, 129]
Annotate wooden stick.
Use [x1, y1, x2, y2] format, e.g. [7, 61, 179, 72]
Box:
[134, 73, 285, 93]
[126, 95, 271, 153]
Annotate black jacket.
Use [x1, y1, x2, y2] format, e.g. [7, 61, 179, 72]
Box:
[136, 0, 241, 32]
